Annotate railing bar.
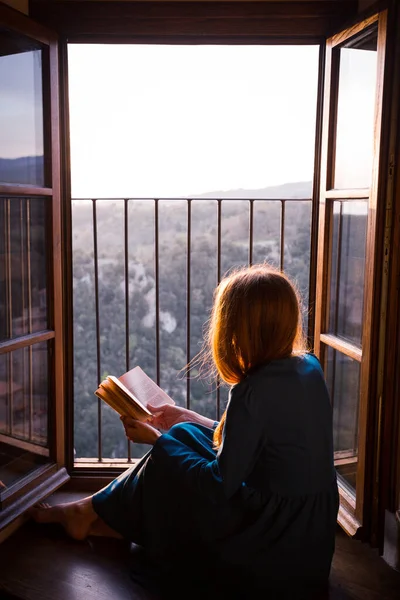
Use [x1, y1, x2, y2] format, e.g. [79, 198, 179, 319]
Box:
[20, 198, 28, 437]
[155, 199, 160, 386]
[330, 203, 343, 430]
[216, 200, 222, 420]
[249, 199, 254, 266]
[72, 197, 313, 203]
[6, 199, 12, 341]
[29, 345, 33, 441]
[1, 201, 5, 336]
[7, 353, 13, 437]
[20, 199, 26, 334]
[124, 198, 131, 462]
[280, 200, 285, 272]
[6, 199, 13, 435]
[27, 199, 33, 440]
[92, 199, 102, 462]
[186, 199, 191, 410]
[334, 202, 343, 337]
[329, 347, 337, 447]
[217, 200, 222, 285]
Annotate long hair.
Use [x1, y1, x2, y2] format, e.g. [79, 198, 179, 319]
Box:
[205, 264, 307, 449]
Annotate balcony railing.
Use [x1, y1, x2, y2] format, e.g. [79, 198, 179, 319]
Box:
[71, 197, 312, 463]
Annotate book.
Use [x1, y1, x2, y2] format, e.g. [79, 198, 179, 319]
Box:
[95, 366, 175, 421]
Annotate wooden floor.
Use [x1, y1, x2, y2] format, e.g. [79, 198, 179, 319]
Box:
[0, 492, 399, 600]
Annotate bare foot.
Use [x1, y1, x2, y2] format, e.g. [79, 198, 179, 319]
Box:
[29, 496, 98, 541]
[89, 518, 123, 539]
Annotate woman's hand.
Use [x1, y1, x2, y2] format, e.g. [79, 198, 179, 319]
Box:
[148, 404, 216, 431]
[121, 416, 161, 445]
[147, 403, 190, 431]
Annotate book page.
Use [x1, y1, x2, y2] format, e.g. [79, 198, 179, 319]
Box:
[95, 384, 149, 421]
[119, 366, 175, 409]
[107, 376, 151, 416]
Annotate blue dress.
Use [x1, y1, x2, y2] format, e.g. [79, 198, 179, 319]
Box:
[92, 354, 339, 598]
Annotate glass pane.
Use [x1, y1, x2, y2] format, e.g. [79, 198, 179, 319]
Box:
[0, 341, 49, 446]
[0, 444, 47, 494]
[283, 201, 312, 330]
[0, 28, 45, 186]
[324, 345, 360, 492]
[0, 197, 48, 343]
[328, 201, 368, 346]
[334, 26, 378, 189]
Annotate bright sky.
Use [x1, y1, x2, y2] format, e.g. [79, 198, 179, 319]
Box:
[67, 44, 320, 198]
[0, 44, 377, 197]
[0, 50, 43, 158]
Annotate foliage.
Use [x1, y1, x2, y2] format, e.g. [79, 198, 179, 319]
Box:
[72, 197, 314, 458]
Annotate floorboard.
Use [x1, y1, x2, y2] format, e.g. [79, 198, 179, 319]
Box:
[0, 491, 399, 599]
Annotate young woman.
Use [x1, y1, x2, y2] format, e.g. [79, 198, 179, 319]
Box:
[31, 265, 339, 598]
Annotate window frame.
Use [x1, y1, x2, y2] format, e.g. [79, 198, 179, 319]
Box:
[0, 3, 68, 531]
[313, 10, 389, 537]
[61, 38, 326, 477]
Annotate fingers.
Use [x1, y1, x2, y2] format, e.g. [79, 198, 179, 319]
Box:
[120, 416, 137, 426]
[121, 418, 161, 445]
[147, 403, 168, 415]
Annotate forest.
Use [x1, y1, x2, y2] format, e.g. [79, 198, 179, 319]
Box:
[71, 182, 366, 460]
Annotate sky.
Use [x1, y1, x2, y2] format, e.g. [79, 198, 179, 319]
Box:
[67, 44, 320, 198]
[0, 43, 377, 198]
[334, 47, 377, 189]
[0, 50, 43, 159]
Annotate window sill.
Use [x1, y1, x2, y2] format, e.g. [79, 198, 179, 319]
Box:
[0, 466, 69, 533]
[337, 483, 361, 537]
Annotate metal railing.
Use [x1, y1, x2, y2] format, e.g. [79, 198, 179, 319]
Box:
[72, 197, 312, 462]
[0, 196, 49, 455]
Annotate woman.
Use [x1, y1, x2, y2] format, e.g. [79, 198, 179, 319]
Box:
[32, 265, 339, 598]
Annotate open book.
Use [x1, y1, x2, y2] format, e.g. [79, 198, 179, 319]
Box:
[95, 366, 175, 421]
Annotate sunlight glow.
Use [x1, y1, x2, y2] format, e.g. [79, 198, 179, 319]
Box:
[68, 44, 320, 198]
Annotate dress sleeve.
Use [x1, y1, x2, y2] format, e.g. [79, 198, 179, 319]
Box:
[152, 378, 266, 503]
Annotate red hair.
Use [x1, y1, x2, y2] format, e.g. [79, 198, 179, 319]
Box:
[205, 264, 307, 448]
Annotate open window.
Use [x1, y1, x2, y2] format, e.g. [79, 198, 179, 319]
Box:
[0, 0, 396, 548]
[0, 5, 68, 529]
[314, 11, 389, 536]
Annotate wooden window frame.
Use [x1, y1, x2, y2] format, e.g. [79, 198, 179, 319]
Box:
[30, 1, 358, 44]
[314, 10, 390, 538]
[52, 0, 399, 555]
[53, 2, 380, 485]
[0, 3, 69, 531]
[59, 37, 327, 479]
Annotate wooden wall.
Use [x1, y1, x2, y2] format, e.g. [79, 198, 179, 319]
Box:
[30, 1, 358, 42]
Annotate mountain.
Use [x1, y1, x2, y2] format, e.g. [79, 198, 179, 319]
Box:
[190, 181, 312, 199]
[0, 155, 44, 186]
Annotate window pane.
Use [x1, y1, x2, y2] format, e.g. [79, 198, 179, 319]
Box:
[328, 201, 368, 346]
[0, 341, 49, 447]
[283, 201, 312, 329]
[0, 29, 45, 186]
[334, 26, 378, 189]
[0, 443, 48, 494]
[324, 345, 360, 492]
[0, 197, 48, 343]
